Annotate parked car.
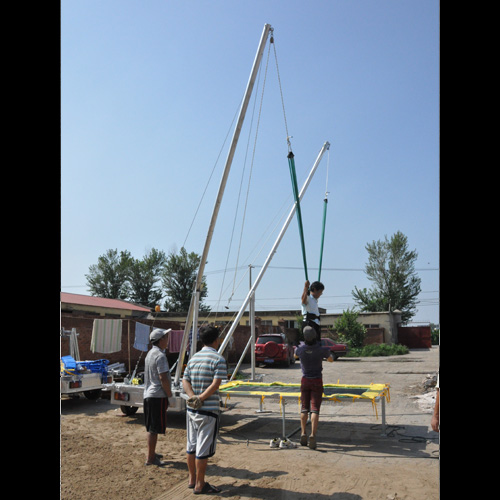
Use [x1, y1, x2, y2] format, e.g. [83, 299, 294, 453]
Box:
[254, 333, 295, 367]
[294, 337, 349, 361]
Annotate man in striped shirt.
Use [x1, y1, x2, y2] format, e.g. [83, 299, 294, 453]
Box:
[182, 326, 227, 495]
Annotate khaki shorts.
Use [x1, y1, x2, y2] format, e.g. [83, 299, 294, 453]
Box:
[186, 408, 220, 459]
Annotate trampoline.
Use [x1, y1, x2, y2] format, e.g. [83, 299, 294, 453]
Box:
[219, 381, 391, 438]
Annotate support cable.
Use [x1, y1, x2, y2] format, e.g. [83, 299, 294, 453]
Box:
[318, 146, 331, 282]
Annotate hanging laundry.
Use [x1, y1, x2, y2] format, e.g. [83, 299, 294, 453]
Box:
[133, 322, 150, 352]
[91, 319, 122, 353]
[168, 330, 184, 353]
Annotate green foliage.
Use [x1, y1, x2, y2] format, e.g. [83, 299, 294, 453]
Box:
[335, 309, 367, 349]
[86, 246, 210, 313]
[161, 247, 210, 313]
[352, 231, 421, 323]
[128, 248, 167, 308]
[86, 249, 133, 299]
[347, 343, 409, 357]
[431, 328, 440, 345]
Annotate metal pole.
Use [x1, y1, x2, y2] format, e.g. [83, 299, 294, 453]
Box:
[190, 290, 200, 358]
[281, 397, 287, 439]
[174, 24, 273, 387]
[250, 265, 256, 381]
[218, 141, 331, 356]
[228, 265, 255, 381]
[127, 320, 131, 375]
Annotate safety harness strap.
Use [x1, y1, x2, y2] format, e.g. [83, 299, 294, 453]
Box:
[287, 151, 308, 281]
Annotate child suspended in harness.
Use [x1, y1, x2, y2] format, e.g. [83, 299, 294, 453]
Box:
[301, 280, 324, 342]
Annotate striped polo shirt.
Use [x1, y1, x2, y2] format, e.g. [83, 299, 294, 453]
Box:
[183, 346, 228, 412]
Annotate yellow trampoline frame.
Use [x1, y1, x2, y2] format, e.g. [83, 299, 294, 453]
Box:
[219, 380, 391, 437]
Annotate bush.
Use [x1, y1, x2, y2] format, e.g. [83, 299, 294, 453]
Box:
[336, 309, 366, 349]
[347, 343, 409, 357]
[431, 328, 439, 345]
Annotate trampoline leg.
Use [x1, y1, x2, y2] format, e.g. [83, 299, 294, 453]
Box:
[256, 397, 272, 414]
[281, 398, 286, 439]
[381, 398, 387, 436]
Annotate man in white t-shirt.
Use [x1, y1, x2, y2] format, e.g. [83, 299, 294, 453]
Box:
[301, 280, 324, 342]
[144, 328, 173, 466]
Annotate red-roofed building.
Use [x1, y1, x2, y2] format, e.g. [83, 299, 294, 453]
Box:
[61, 292, 151, 318]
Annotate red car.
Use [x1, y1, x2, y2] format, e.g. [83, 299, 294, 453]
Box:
[255, 333, 296, 367]
[294, 338, 349, 361]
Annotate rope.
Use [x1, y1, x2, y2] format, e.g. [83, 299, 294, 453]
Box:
[216, 38, 271, 314]
[317, 146, 331, 281]
[318, 197, 328, 282]
[230, 40, 271, 300]
[273, 31, 311, 282]
[271, 33, 292, 152]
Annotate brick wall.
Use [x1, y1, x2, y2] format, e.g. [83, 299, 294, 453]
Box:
[61, 313, 182, 373]
[363, 328, 385, 345]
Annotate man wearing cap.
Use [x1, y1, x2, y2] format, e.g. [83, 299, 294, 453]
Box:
[295, 326, 333, 449]
[144, 328, 173, 466]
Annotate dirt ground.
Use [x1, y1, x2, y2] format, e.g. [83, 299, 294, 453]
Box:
[60, 347, 439, 500]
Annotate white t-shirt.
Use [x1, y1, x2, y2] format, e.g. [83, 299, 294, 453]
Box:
[302, 294, 320, 325]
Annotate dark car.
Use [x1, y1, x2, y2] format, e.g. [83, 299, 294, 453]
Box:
[254, 333, 295, 367]
[294, 337, 349, 361]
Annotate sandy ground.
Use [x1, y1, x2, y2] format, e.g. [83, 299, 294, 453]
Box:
[60, 347, 439, 499]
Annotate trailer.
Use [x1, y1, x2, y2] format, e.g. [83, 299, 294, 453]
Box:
[107, 378, 187, 415]
[60, 328, 113, 400]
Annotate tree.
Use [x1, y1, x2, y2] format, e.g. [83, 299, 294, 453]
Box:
[352, 231, 421, 323]
[161, 247, 210, 313]
[335, 308, 366, 349]
[128, 248, 167, 308]
[85, 249, 133, 299]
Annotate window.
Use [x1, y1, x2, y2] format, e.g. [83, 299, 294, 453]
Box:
[256, 335, 284, 344]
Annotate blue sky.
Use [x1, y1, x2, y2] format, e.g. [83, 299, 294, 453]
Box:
[61, 0, 439, 325]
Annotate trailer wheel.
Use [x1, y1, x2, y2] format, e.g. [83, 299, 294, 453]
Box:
[83, 389, 102, 400]
[120, 405, 139, 416]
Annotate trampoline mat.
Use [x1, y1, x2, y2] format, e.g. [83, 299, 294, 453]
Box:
[219, 381, 389, 401]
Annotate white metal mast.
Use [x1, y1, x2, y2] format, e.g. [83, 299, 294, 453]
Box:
[173, 23, 273, 387]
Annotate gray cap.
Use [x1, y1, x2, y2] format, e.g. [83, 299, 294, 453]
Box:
[303, 326, 317, 341]
[150, 328, 171, 342]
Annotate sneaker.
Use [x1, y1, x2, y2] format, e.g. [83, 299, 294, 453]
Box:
[279, 438, 297, 449]
[300, 434, 308, 446]
[269, 437, 280, 448]
[308, 436, 317, 450]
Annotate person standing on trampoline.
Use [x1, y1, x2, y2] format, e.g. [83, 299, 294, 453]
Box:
[296, 326, 333, 449]
[182, 325, 227, 495]
[301, 280, 324, 342]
